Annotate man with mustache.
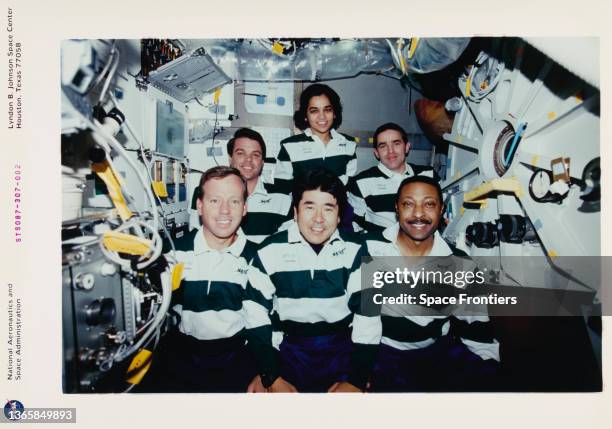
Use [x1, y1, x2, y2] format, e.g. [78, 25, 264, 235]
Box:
[365, 175, 500, 391]
[347, 122, 438, 233]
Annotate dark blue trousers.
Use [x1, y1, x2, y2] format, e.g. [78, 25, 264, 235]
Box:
[139, 331, 257, 393]
[279, 332, 353, 392]
[370, 336, 499, 392]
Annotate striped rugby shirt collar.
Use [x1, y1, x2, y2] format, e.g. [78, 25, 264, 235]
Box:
[193, 226, 248, 257]
[287, 220, 342, 247]
[382, 222, 452, 257]
[377, 161, 415, 179]
[304, 127, 346, 147]
[249, 177, 268, 197]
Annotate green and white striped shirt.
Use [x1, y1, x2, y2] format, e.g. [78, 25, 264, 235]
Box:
[171, 227, 268, 343]
[241, 179, 293, 243]
[347, 162, 437, 233]
[275, 128, 357, 186]
[246, 221, 381, 388]
[365, 224, 500, 361]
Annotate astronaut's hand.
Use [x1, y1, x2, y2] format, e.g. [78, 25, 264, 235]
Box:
[328, 381, 362, 393]
[268, 377, 298, 393]
[247, 375, 266, 393]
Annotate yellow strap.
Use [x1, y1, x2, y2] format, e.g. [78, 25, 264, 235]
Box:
[92, 161, 133, 221]
[464, 177, 523, 203]
[172, 263, 185, 291]
[213, 87, 222, 104]
[468, 198, 488, 205]
[408, 37, 419, 59]
[466, 72, 472, 98]
[102, 231, 152, 256]
[272, 41, 284, 55]
[126, 349, 153, 385]
[152, 181, 168, 198]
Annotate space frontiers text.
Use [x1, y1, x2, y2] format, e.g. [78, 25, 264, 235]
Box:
[369, 267, 519, 306]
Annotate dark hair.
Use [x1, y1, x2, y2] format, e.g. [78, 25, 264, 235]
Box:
[197, 166, 247, 201]
[292, 168, 347, 218]
[373, 122, 408, 148]
[293, 83, 343, 131]
[396, 175, 443, 207]
[226, 128, 267, 159]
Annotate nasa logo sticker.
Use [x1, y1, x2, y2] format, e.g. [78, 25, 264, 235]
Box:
[4, 400, 24, 420]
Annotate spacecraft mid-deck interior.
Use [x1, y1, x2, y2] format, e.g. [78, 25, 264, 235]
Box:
[60, 37, 601, 393]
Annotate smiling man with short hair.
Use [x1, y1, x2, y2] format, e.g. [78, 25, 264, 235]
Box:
[190, 128, 292, 243]
[141, 166, 265, 392]
[365, 175, 500, 392]
[347, 122, 438, 233]
[246, 168, 381, 393]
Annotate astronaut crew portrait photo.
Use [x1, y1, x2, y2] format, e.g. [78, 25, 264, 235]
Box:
[60, 37, 601, 394]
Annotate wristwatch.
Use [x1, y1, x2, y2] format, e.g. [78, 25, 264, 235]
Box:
[260, 373, 278, 389]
